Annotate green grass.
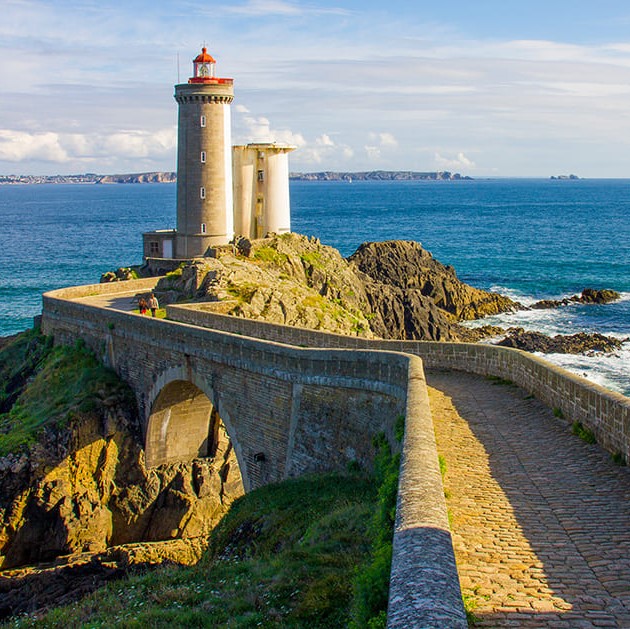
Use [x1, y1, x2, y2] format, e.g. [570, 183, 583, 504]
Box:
[463, 593, 480, 625]
[252, 246, 289, 266]
[225, 281, 259, 305]
[553, 407, 565, 419]
[0, 331, 134, 456]
[349, 428, 402, 629]
[571, 421, 597, 445]
[299, 251, 323, 269]
[486, 375, 514, 386]
[612, 451, 627, 466]
[0, 328, 52, 414]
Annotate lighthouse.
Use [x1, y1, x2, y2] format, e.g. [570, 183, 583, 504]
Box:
[142, 47, 295, 262]
[174, 48, 234, 257]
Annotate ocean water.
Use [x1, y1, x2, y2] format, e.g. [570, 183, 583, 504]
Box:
[1, 179, 628, 395]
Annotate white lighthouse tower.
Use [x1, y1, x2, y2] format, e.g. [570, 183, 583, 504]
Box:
[173, 48, 234, 257]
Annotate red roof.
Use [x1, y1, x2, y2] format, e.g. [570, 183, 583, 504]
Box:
[193, 47, 215, 63]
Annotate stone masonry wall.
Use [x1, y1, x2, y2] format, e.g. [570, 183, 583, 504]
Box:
[169, 304, 630, 463]
[41, 285, 411, 489]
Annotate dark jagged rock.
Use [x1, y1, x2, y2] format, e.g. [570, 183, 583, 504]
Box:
[361, 283, 457, 341]
[531, 288, 621, 309]
[579, 288, 620, 304]
[456, 325, 506, 343]
[348, 240, 520, 321]
[497, 329, 625, 354]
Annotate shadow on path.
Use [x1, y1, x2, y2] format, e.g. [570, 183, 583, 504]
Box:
[427, 369, 630, 628]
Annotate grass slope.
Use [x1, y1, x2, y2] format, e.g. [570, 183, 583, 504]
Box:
[10, 473, 385, 628]
[0, 329, 134, 456]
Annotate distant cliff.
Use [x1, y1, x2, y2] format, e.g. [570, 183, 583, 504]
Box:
[97, 172, 176, 184]
[289, 170, 472, 181]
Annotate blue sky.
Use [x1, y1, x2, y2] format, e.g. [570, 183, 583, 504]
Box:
[3, 0, 630, 176]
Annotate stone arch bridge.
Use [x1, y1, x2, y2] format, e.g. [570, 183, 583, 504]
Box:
[40, 277, 630, 629]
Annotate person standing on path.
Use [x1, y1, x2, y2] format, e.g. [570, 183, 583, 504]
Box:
[148, 293, 159, 317]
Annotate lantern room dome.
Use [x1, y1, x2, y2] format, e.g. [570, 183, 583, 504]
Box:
[194, 47, 216, 64]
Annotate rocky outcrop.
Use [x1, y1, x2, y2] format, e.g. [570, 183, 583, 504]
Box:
[0, 538, 208, 619]
[497, 329, 626, 354]
[153, 235, 524, 343]
[155, 235, 378, 338]
[532, 288, 621, 309]
[0, 377, 242, 571]
[1, 445, 241, 571]
[349, 240, 520, 321]
[100, 267, 137, 283]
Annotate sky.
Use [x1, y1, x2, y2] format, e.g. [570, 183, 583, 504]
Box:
[3, 0, 630, 177]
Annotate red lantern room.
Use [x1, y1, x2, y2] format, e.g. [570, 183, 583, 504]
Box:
[190, 47, 216, 83]
[188, 47, 232, 85]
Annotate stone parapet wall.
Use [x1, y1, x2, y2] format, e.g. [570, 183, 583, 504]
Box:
[169, 304, 630, 462]
[387, 358, 467, 628]
[57, 277, 161, 299]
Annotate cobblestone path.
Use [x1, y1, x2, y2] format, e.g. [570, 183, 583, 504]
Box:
[427, 370, 630, 628]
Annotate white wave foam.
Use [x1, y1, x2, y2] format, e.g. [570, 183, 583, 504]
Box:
[542, 347, 630, 398]
[489, 285, 538, 306]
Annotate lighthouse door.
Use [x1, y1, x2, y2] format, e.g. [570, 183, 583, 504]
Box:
[163, 239, 173, 259]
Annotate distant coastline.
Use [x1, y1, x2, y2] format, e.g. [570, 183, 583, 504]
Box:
[0, 172, 177, 185]
[0, 170, 471, 185]
[289, 170, 472, 181]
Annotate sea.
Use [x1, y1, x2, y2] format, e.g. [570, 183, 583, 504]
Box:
[1, 179, 628, 396]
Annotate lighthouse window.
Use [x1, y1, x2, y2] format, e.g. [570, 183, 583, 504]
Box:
[200, 115, 206, 128]
[201, 223, 207, 234]
[200, 151, 206, 163]
[257, 170, 265, 182]
[200, 186, 206, 199]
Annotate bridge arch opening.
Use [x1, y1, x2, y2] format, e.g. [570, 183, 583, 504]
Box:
[145, 379, 244, 497]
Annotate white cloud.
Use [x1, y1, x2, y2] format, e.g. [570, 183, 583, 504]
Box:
[0, 130, 68, 163]
[364, 132, 399, 161]
[290, 132, 353, 166]
[376, 132, 398, 148]
[225, 0, 303, 16]
[316, 134, 335, 147]
[235, 108, 306, 147]
[0, 128, 176, 165]
[364, 145, 381, 161]
[434, 152, 476, 171]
